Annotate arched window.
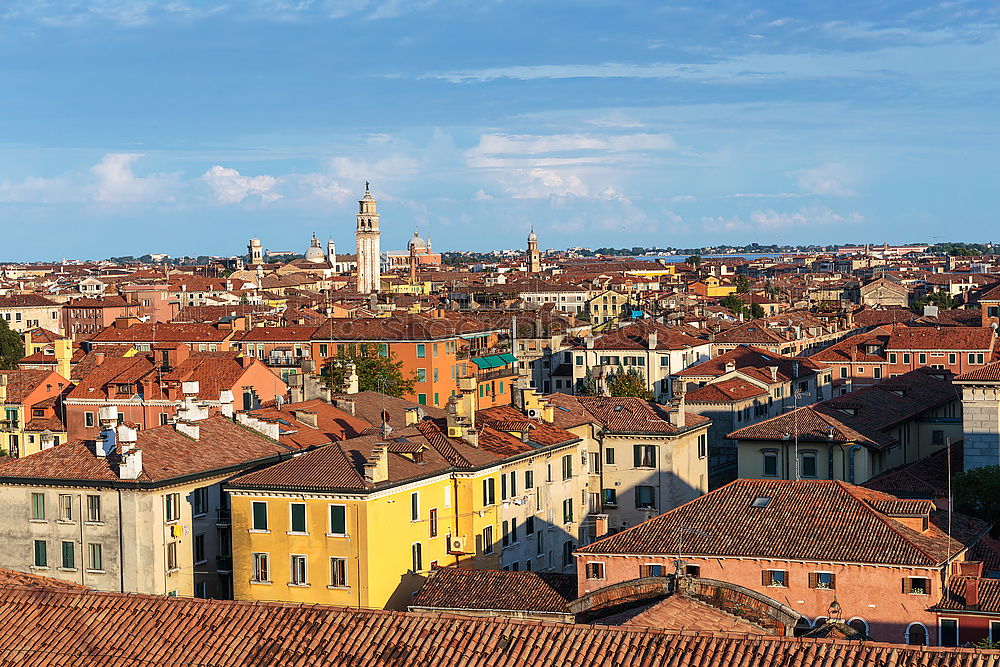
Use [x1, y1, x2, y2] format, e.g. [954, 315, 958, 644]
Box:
[812, 617, 828, 628]
[793, 617, 812, 636]
[848, 617, 869, 636]
[906, 623, 927, 646]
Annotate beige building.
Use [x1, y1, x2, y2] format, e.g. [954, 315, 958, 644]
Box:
[0, 295, 61, 334]
[542, 391, 710, 533]
[0, 387, 313, 598]
[729, 369, 960, 484]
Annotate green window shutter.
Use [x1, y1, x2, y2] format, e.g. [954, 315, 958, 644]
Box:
[61, 541, 74, 569]
[34, 540, 46, 567]
[633, 445, 642, 467]
[31, 493, 44, 520]
[330, 506, 346, 535]
[290, 504, 306, 533]
[252, 502, 268, 531]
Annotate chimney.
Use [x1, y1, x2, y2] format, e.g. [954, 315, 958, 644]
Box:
[0, 375, 7, 404]
[218, 390, 235, 418]
[293, 409, 318, 429]
[333, 398, 355, 416]
[363, 444, 389, 484]
[594, 514, 609, 539]
[118, 448, 143, 480]
[769, 366, 778, 382]
[54, 339, 72, 380]
[446, 390, 478, 446]
[585, 335, 595, 350]
[235, 413, 280, 440]
[117, 423, 138, 452]
[95, 406, 119, 457]
[175, 420, 200, 440]
[724, 361, 736, 374]
[668, 383, 686, 428]
[94, 352, 106, 367]
[647, 330, 658, 350]
[345, 363, 359, 395]
[966, 577, 981, 610]
[404, 407, 423, 426]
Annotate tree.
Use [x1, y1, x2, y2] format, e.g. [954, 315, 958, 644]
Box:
[954, 465, 1000, 538]
[319, 343, 416, 397]
[750, 302, 766, 319]
[720, 294, 748, 318]
[734, 275, 752, 294]
[764, 280, 779, 299]
[0, 319, 24, 370]
[686, 255, 702, 269]
[606, 366, 653, 400]
[580, 368, 600, 396]
[912, 291, 955, 313]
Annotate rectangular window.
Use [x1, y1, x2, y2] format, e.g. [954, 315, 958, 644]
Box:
[290, 555, 308, 585]
[86, 495, 101, 522]
[330, 557, 348, 587]
[194, 534, 206, 563]
[561, 454, 573, 480]
[763, 569, 787, 587]
[536, 527, 544, 555]
[762, 451, 778, 477]
[949, 353, 957, 365]
[252, 501, 268, 531]
[164, 493, 180, 522]
[58, 494, 73, 522]
[919, 353, 927, 365]
[562, 541, 574, 569]
[411, 542, 423, 572]
[501, 474, 508, 501]
[809, 572, 836, 590]
[329, 505, 347, 536]
[635, 486, 655, 510]
[87, 543, 103, 571]
[697, 434, 707, 459]
[904, 577, 931, 595]
[84, 412, 95, 428]
[602, 488, 617, 507]
[873, 367, 882, 379]
[166, 542, 178, 571]
[482, 478, 495, 506]
[889, 353, 897, 363]
[290, 503, 307, 533]
[416, 368, 427, 382]
[839, 367, 848, 378]
[562, 498, 574, 524]
[61, 541, 75, 569]
[526, 516, 535, 534]
[586, 562, 606, 580]
[416, 344, 426, 358]
[410, 492, 419, 522]
[634, 445, 656, 468]
[417, 393, 427, 405]
[509, 471, 517, 496]
[483, 526, 494, 555]
[605, 448, 615, 465]
[644, 564, 664, 577]
[525, 470, 534, 488]
[979, 354, 986, 364]
[429, 508, 438, 538]
[31, 493, 45, 520]
[903, 353, 911, 363]
[33, 540, 47, 567]
[252, 553, 270, 582]
[940, 619, 958, 647]
[502, 520, 510, 547]
[192, 488, 208, 517]
[801, 452, 818, 479]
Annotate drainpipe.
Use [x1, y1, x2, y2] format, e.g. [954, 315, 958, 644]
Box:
[117, 488, 125, 593]
[847, 445, 862, 484]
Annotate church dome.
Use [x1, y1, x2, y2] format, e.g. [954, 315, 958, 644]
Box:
[527, 227, 538, 242]
[304, 234, 326, 263]
[408, 230, 428, 251]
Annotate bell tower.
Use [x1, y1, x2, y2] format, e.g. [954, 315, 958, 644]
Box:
[356, 182, 382, 294]
[527, 227, 541, 274]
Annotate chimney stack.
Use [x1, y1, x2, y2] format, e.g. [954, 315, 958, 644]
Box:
[647, 330, 658, 350]
[293, 409, 318, 429]
[668, 383, 686, 428]
[218, 390, 235, 419]
[95, 406, 119, 457]
[54, 339, 73, 380]
[966, 577, 981, 610]
[363, 444, 389, 484]
[594, 514, 609, 539]
[769, 366, 778, 382]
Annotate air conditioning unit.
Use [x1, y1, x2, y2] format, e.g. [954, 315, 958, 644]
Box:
[526, 408, 541, 419]
[447, 536, 468, 554]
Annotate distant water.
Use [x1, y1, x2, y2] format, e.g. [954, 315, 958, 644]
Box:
[631, 253, 783, 263]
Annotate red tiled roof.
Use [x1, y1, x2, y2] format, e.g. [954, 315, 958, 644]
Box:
[0, 587, 992, 666]
[956, 361, 1000, 381]
[728, 369, 958, 451]
[617, 595, 769, 635]
[410, 567, 576, 613]
[0, 294, 58, 307]
[936, 576, 1000, 613]
[864, 444, 962, 499]
[578, 479, 988, 567]
[573, 321, 708, 351]
[677, 344, 825, 379]
[0, 370, 65, 404]
[685, 379, 767, 403]
[547, 394, 707, 433]
[91, 322, 231, 344]
[0, 416, 298, 484]
[887, 326, 995, 352]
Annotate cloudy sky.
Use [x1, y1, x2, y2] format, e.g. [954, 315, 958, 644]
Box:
[1, 0, 998, 260]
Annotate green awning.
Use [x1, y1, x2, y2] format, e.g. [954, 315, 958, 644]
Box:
[471, 354, 516, 369]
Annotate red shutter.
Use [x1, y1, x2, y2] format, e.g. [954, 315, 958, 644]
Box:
[762, 570, 770, 586]
[808, 572, 817, 589]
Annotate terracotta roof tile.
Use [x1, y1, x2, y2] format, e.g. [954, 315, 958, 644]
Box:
[411, 568, 576, 613]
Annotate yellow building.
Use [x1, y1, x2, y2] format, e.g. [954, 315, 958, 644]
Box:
[0, 369, 70, 457]
[227, 388, 592, 609]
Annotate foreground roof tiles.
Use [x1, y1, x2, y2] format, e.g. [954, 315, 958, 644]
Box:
[0, 587, 994, 666]
[411, 567, 576, 613]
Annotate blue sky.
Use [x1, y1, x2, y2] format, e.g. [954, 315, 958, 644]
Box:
[1, 0, 999, 260]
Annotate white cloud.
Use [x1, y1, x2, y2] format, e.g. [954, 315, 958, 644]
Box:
[472, 132, 676, 156]
[791, 163, 856, 196]
[473, 189, 494, 201]
[298, 173, 352, 204]
[91, 153, 177, 204]
[201, 165, 282, 204]
[328, 154, 419, 187]
[702, 206, 863, 232]
[0, 175, 75, 203]
[725, 192, 804, 199]
[671, 194, 697, 203]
